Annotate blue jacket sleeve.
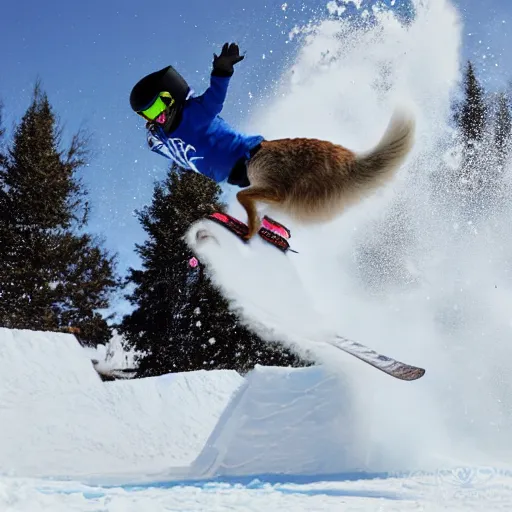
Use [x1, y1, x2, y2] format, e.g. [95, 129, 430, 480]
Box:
[196, 74, 231, 119]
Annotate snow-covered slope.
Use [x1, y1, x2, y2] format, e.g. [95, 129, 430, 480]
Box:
[0, 328, 242, 479]
[0, 327, 448, 486]
[1, 335, 511, 511]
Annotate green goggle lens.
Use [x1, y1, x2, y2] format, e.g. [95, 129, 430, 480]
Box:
[138, 92, 175, 121]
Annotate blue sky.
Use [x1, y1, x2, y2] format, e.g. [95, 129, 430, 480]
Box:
[1, 0, 511, 287]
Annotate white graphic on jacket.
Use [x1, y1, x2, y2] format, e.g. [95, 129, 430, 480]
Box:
[147, 127, 203, 174]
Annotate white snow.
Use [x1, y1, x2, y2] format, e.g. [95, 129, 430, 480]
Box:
[189, 365, 362, 479]
[0, 328, 242, 479]
[4, 472, 512, 511]
[2, 327, 512, 511]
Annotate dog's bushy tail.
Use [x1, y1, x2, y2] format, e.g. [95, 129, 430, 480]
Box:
[352, 108, 415, 193]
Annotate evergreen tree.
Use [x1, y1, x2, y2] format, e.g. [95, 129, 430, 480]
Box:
[120, 165, 310, 377]
[0, 84, 119, 343]
[457, 61, 487, 146]
[494, 91, 512, 168]
[0, 101, 9, 251]
[450, 60, 506, 219]
[0, 101, 6, 167]
[455, 61, 488, 185]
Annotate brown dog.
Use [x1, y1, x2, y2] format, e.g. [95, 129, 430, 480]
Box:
[237, 109, 415, 239]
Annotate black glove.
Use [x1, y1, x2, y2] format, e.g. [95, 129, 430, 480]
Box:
[212, 42, 245, 77]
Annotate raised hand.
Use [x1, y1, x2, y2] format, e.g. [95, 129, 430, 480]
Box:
[212, 42, 245, 77]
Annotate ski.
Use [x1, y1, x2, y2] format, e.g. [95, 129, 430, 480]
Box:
[324, 335, 425, 381]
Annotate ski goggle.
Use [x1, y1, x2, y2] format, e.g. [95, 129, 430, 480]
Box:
[137, 91, 175, 122]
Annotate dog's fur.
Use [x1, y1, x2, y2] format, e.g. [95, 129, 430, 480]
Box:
[237, 109, 415, 239]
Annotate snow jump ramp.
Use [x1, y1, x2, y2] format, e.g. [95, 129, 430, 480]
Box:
[185, 365, 366, 480]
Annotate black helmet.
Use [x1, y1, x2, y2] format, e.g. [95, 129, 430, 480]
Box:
[129, 65, 190, 113]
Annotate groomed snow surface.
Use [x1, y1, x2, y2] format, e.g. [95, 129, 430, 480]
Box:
[1, 327, 511, 511]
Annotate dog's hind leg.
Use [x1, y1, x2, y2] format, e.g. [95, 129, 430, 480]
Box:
[236, 186, 281, 239]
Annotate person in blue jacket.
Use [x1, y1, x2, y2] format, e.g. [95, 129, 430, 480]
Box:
[129, 42, 263, 188]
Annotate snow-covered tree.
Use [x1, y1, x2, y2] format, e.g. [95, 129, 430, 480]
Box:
[493, 91, 512, 170]
[450, 61, 511, 217]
